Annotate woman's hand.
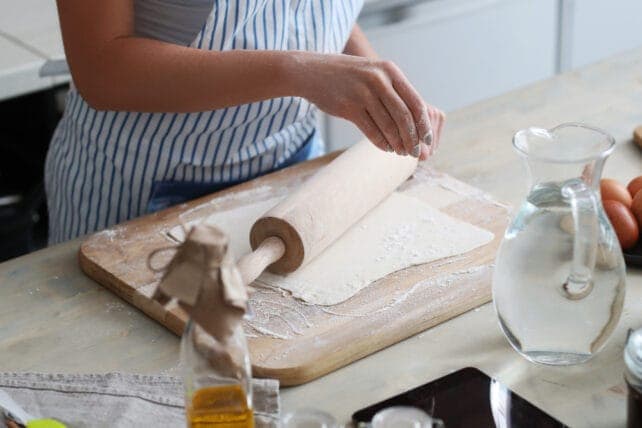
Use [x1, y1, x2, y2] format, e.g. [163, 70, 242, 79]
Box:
[294, 52, 445, 160]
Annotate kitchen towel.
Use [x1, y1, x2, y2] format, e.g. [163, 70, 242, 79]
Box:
[0, 372, 279, 427]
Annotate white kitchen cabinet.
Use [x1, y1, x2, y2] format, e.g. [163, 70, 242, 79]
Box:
[325, 0, 559, 150]
[560, 0, 642, 70]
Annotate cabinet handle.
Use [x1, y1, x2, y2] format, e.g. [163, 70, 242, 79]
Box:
[381, 3, 416, 26]
[363, 0, 504, 29]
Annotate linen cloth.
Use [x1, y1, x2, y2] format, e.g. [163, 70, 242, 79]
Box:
[0, 372, 279, 427]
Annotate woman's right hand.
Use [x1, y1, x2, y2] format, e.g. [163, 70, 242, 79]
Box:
[294, 52, 445, 160]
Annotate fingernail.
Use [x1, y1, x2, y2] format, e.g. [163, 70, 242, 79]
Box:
[423, 129, 433, 146]
[412, 144, 421, 158]
[386, 145, 394, 153]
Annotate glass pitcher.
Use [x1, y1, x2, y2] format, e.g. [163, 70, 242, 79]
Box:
[493, 123, 626, 365]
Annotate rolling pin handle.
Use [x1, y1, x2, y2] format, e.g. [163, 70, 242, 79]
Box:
[237, 236, 286, 287]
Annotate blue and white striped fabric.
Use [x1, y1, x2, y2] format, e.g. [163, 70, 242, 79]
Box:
[45, 0, 363, 243]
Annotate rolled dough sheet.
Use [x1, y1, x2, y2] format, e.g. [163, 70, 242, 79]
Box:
[168, 192, 494, 306]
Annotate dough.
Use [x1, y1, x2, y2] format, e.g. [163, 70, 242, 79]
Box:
[169, 197, 284, 256]
[168, 193, 494, 305]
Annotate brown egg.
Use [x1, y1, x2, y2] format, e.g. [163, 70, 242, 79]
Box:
[628, 176, 642, 198]
[601, 178, 632, 207]
[632, 191, 642, 226]
[603, 200, 639, 250]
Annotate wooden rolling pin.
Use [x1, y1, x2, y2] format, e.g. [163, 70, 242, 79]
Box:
[236, 140, 418, 285]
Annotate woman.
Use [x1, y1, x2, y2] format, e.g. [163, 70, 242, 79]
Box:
[46, 0, 445, 243]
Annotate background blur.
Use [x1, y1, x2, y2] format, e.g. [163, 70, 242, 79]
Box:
[1, 0, 642, 261]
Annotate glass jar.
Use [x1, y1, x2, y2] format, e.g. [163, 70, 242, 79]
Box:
[371, 407, 444, 428]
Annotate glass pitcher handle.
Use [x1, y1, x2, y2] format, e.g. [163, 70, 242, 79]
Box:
[561, 180, 599, 300]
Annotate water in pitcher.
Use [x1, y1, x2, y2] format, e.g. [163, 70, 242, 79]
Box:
[493, 124, 626, 365]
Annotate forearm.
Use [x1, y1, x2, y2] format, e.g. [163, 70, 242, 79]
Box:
[75, 38, 305, 112]
[343, 24, 378, 59]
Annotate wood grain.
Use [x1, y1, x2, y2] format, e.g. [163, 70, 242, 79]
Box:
[79, 155, 509, 386]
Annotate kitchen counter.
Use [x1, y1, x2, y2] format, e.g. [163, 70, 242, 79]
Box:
[0, 1, 67, 101]
[1, 47, 641, 427]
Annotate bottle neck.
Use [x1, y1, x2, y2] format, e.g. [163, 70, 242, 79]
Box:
[181, 319, 253, 407]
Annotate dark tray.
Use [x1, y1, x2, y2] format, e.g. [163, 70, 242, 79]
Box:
[624, 241, 642, 267]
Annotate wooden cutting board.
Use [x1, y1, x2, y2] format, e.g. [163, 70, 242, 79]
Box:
[79, 153, 509, 386]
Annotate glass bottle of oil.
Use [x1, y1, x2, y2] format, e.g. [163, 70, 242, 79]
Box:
[181, 318, 254, 428]
[150, 224, 253, 427]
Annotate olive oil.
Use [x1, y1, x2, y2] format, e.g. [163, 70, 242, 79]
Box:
[188, 385, 254, 428]
[161, 226, 254, 428]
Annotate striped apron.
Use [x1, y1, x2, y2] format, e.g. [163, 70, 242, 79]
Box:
[45, 0, 363, 243]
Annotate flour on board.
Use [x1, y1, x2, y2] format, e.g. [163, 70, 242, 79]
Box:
[167, 192, 494, 306]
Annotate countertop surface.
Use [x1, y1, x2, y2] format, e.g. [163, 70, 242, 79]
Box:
[0, 1, 67, 101]
[1, 44, 642, 428]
